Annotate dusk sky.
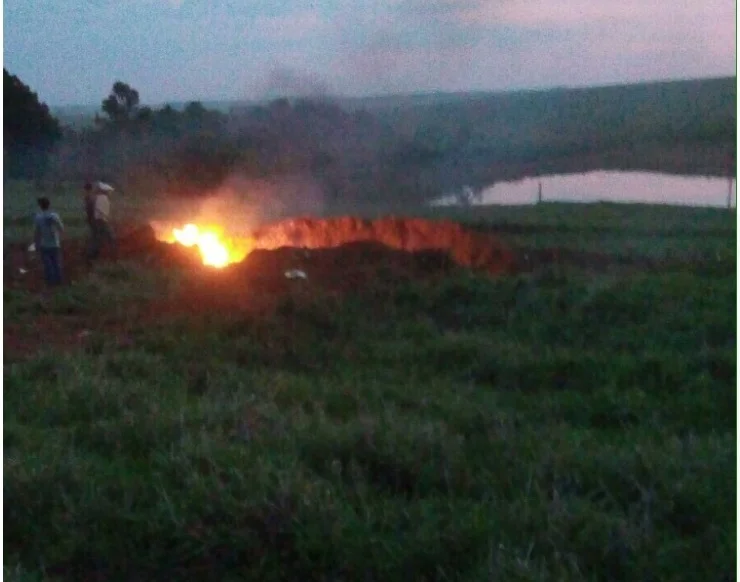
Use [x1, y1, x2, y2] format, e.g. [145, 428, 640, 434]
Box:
[3, 0, 736, 107]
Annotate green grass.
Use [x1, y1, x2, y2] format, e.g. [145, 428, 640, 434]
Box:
[349, 202, 737, 262]
[3, 188, 736, 580]
[2, 180, 179, 242]
[5, 181, 736, 259]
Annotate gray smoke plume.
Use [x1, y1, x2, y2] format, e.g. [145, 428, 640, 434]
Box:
[260, 66, 332, 100]
[149, 171, 327, 236]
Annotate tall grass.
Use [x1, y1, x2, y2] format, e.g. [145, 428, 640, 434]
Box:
[3, 187, 736, 580]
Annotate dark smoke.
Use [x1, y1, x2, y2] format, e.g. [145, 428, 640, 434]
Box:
[260, 66, 333, 101]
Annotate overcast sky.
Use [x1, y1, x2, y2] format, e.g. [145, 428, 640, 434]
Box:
[3, 0, 736, 107]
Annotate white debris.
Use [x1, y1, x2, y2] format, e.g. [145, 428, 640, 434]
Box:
[284, 269, 308, 280]
[28, 243, 36, 252]
[96, 181, 115, 192]
[19, 268, 27, 274]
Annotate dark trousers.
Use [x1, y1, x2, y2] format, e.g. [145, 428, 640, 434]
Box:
[39, 247, 63, 286]
[86, 219, 116, 262]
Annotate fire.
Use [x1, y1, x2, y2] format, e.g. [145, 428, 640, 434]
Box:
[166, 223, 252, 268]
[150, 216, 515, 274]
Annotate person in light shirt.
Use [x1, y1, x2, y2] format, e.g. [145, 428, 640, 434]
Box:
[86, 182, 116, 264]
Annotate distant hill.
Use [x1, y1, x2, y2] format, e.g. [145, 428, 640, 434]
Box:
[361, 76, 736, 198]
[344, 76, 733, 106]
[52, 76, 736, 127]
[52, 100, 241, 128]
[48, 76, 735, 208]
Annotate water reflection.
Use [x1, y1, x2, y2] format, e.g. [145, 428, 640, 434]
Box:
[431, 171, 736, 208]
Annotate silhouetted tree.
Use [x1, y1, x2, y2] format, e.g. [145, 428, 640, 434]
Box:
[3, 69, 62, 179]
[184, 101, 206, 119]
[101, 81, 140, 126]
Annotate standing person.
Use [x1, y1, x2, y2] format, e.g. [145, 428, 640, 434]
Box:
[82, 182, 95, 261]
[83, 182, 95, 231]
[33, 197, 65, 286]
[86, 182, 116, 264]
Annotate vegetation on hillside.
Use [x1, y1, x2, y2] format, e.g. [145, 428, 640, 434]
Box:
[3, 69, 62, 179]
[5, 74, 737, 209]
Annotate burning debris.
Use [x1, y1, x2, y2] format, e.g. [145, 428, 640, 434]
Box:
[151, 216, 515, 274]
[250, 217, 515, 273]
[6, 216, 514, 294]
[154, 222, 253, 268]
[4, 216, 521, 319]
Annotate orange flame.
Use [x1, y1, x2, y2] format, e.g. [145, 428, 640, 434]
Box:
[164, 223, 252, 268]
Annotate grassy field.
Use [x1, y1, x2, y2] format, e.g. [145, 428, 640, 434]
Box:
[3, 183, 737, 580]
[2, 181, 165, 242]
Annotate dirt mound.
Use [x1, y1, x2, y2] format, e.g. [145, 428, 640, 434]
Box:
[4, 217, 513, 297]
[240, 240, 458, 289]
[5, 219, 514, 355]
[116, 224, 202, 266]
[132, 241, 461, 320]
[250, 216, 515, 274]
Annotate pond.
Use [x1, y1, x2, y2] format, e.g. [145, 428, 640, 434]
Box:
[430, 171, 736, 208]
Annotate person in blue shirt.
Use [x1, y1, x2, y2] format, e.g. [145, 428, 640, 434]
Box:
[33, 197, 65, 286]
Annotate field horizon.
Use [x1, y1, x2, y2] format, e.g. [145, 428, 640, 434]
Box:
[51, 74, 736, 117]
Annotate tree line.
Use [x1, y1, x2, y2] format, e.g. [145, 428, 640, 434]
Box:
[4, 70, 736, 209]
[27, 78, 391, 206]
[4, 69, 62, 179]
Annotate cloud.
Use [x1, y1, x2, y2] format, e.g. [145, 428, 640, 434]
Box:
[452, 0, 734, 70]
[326, 0, 490, 93]
[336, 0, 485, 51]
[250, 11, 329, 41]
[4, 0, 735, 105]
[446, 0, 735, 89]
[328, 45, 476, 95]
[461, 0, 734, 29]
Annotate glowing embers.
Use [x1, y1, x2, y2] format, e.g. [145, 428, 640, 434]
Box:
[168, 223, 251, 268]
